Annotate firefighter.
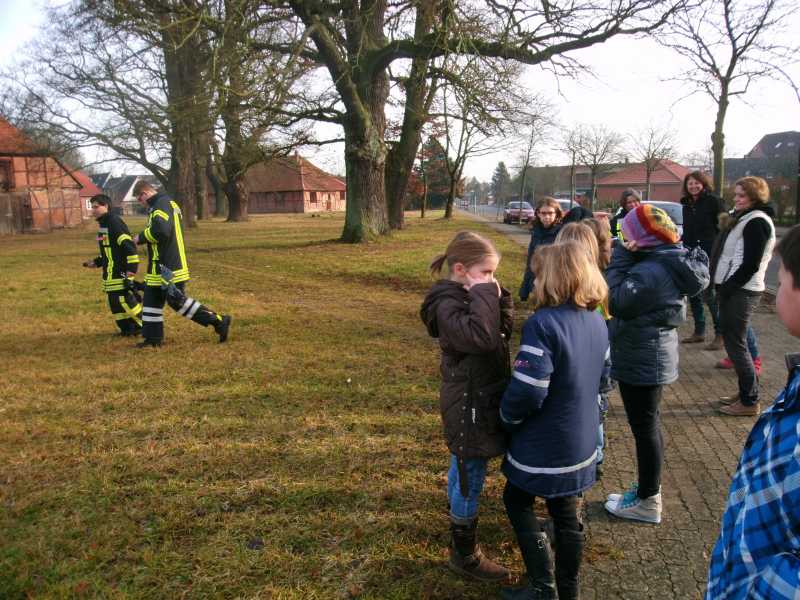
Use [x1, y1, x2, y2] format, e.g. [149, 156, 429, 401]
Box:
[131, 180, 231, 348]
[82, 194, 143, 336]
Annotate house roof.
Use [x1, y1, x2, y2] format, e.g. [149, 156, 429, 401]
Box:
[0, 116, 41, 155]
[105, 175, 139, 205]
[596, 160, 689, 186]
[70, 170, 104, 198]
[245, 154, 346, 193]
[745, 131, 800, 160]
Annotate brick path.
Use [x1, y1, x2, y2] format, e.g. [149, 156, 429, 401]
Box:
[478, 216, 796, 599]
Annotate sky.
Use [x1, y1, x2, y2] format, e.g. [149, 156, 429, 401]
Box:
[1, 1, 798, 183]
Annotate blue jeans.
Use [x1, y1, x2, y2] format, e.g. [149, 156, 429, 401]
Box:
[447, 455, 488, 522]
[689, 287, 720, 336]
[746, 326, 759, 360]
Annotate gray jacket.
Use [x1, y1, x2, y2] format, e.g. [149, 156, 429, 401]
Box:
[607, 243, 709, 385]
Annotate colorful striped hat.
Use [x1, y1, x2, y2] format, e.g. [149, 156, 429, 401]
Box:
[621, 204, 680, 248]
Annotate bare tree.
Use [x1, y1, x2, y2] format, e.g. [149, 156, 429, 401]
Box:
[561, 128, 585, 207]
[515, 98, 557, 207]
[573, 124, 625, 209]
[629, 125, 678, 200]
[265, 0, 688, 242]
[661, 0, 799, 192]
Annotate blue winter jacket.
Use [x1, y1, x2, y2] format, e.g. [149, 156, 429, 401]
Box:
[500, 303, 609, 498]
[607, 243, 709, 385]
[519, 222, 561, 301]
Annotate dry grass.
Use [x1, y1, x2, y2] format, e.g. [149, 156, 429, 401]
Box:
[0, 211, 529, 599]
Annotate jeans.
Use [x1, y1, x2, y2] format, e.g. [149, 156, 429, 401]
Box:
[719, 289, 762, 405]
[688, 286, 720, 336]
[618, 382, 663, 499]
[447, 455, 488, 522]
[503, 481, 581, 538]
[746, 326, 759, 360]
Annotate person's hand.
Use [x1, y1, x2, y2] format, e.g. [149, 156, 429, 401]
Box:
[623, 240, 639, 252]
[465, 273, 500, 296]
[82, 260, 96, 268]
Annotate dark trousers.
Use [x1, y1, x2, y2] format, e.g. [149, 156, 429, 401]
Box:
[141, 282, 221, 342]
[107, 289, 142, 334]
[688, 286, 720, 336]
[503, 481, 581, 538]
[718, 288, 761, 405]
[618, 382, 663, 499]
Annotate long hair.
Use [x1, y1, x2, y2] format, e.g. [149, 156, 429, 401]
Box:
[583, 218, 612, 270]
[682, 170, 713, 197]
[618, 188, 641, 210]
[531, 241, 608, 311]
[556, 222, 600, 268]
[530, 197, 563, 229]
[429, 231, 500, 277]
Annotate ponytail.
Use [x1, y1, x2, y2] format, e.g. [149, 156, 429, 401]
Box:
[429, 254, 448, 277]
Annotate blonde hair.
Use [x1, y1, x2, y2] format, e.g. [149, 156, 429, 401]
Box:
[735, 176, 770, 205]
[531, 241, 608, 311]
[583, 218, 612, 270]
[430, 231, 500, 277]
[556, 222, 600, 268]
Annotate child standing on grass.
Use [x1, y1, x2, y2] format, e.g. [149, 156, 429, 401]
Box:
[420, 231, 513, 582]
[499, 241, 609, 600]
[705, 224, 800, 599]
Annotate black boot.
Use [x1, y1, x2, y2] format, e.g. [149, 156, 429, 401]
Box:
[555, 528, 584, 600]
[501, 531, 558, 600]
[215, 315, 232, 343]
[448, 517, 509, 582]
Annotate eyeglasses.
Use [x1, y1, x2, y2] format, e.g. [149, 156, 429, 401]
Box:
[538, 210, 556, 216]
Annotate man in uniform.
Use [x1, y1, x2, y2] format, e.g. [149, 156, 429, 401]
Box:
[132, 180, 231, 348]
[82, 194, 143, 335]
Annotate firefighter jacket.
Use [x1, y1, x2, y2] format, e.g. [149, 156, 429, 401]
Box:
[137, 191, 190, 287]
[92, 212, 140, 292]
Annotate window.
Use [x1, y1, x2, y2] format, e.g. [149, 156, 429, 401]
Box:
[0, 160, 11, 191]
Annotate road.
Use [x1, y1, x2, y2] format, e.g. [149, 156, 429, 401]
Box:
[459, 204, 780, 293]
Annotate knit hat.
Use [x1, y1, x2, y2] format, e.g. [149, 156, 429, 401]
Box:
[621, 204, 680, 247]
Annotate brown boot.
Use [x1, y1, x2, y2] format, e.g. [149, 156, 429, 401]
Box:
[718, 400, 760, 416]
[705, 335, 724, 351]
[449, 518, 509, 582]
[682, 333, 705, 343]
[719, 394, 739, 406]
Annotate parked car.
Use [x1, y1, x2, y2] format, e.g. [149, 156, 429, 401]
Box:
[503, 201, 535, 224]
[643, 200, 684, 237]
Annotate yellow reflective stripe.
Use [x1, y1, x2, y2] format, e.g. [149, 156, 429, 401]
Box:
[127, 255, 140, 263]
[120, 298, 143, 326]
[153, 209, 169, 221]
[113, 312, 129, 320]
[104, 244, 114, 284]
[144, 227, 157, 244]
[117, 233, 132, 244]
[171, 201, 190, 276]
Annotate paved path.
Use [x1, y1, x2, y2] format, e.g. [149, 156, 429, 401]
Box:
[462, 209, 796, 599]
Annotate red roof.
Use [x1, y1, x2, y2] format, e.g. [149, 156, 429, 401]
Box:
[245, 154, 346, 192]
[596, 160, 689, 186]
[71, 169, 104, 198]
[0, 116, 39, 155]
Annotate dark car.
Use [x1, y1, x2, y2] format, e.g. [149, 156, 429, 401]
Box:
[503, 201, 535, 224]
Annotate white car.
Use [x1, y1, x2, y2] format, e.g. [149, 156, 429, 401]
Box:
[643, 201, 684, 238]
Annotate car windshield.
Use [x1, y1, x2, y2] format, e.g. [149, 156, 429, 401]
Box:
[508, 202, 520, 209]
[521, 202, 533, 210]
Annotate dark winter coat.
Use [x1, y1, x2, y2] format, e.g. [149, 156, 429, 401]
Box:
[519, 222, 561, 301]
[500, 303, 609, 498]
[681, 190, 726, 255]
[610, 207, 629, 239]
[420, 280, 513, 460]
[607, 243, 709, 385]
[92, 212, 140, 292]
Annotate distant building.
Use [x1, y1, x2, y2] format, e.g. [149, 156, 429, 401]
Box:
[0, 116, 86, 234]
[595, 160, 690, 204]
[70, 170, 103, 218]
[208, 154, 346, 214]
[92, 173, 163, 215]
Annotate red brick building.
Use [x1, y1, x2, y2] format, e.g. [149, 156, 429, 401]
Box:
[595, 160, 690, 206]
[0, 117, 86, 234]
[229, 154, 346, 214]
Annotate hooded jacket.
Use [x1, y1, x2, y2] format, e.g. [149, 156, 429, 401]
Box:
[607, 243, 710, 385]
[420, 280, 513, 459]
[519, 221, 561, 301]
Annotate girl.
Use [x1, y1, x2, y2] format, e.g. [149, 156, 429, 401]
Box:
[420, 231, 513, 582]
[500, 241, 609, 600]
[604, 205, 709, 524]
[556, 221, 614, 479]
[710, 177, 775, 416]
[519, 197, 563, 301]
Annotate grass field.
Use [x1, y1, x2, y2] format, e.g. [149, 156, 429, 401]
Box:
[0, 212, 531, 599]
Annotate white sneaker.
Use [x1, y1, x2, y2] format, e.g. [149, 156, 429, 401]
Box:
[607, 482, 638, 504]
[604, 492, 662, 524]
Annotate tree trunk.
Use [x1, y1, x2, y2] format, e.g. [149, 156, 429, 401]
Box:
[206, 152, 227, 217]
[645, 169, 652, 201]
[342, 132, 389, 241]
[226, 177, 249, 222]
[194, 131, 208, 220]
[590, 170, 597, 210]
[444, 178, 457, 219]
[712, 86, 730, 194]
